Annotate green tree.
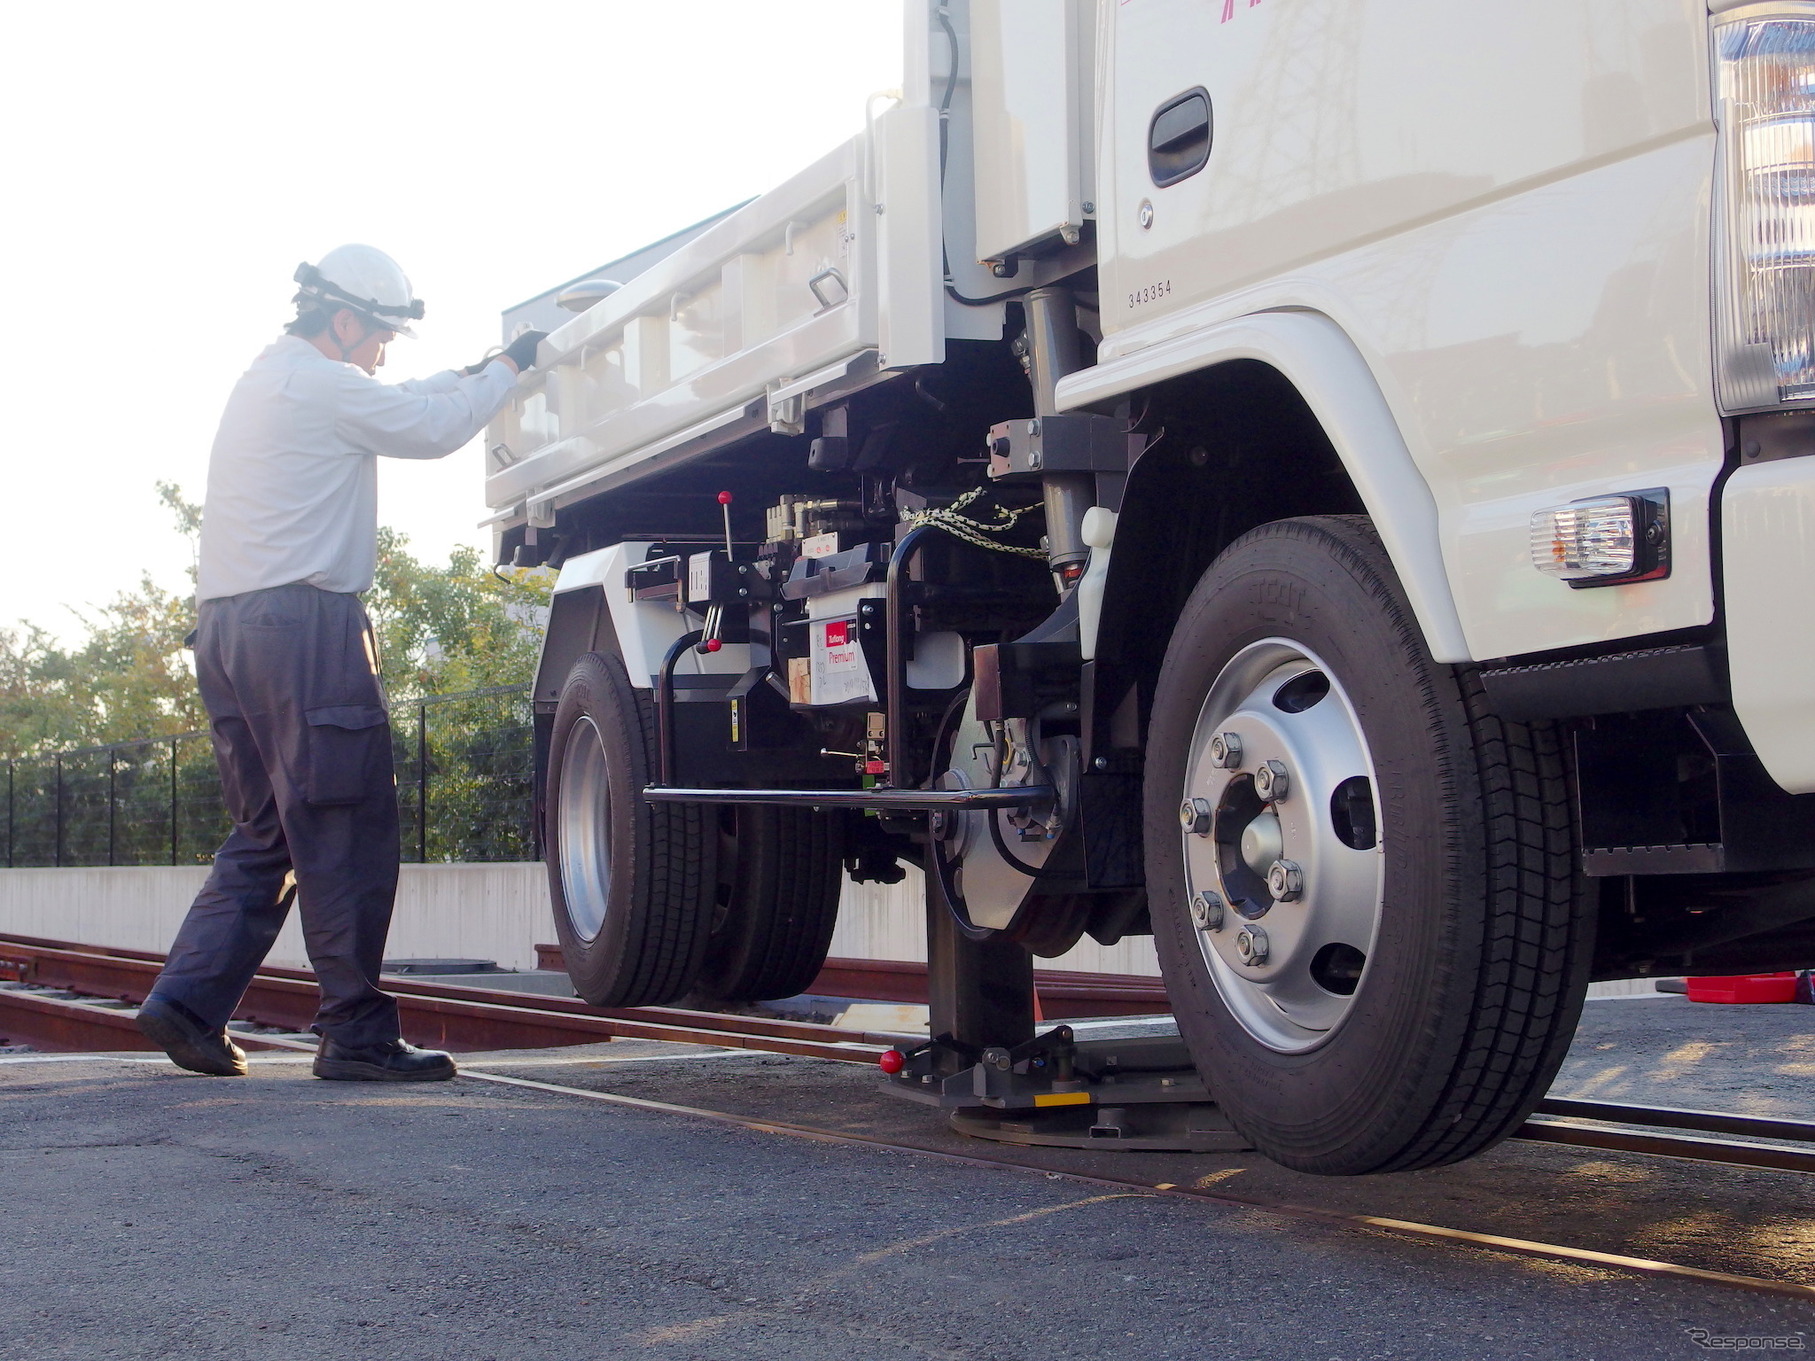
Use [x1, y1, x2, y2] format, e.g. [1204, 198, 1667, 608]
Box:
[368, 530, 552, 700]
[0, 576, 203, 759]
[0, 484, 552, 759]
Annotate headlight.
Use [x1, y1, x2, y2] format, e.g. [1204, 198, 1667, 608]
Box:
[1715, 12, 1815, 411]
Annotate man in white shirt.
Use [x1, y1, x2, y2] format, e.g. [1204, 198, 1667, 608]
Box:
[137, 245, 544, 1082]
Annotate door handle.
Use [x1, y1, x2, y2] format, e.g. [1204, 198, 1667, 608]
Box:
[1149, 88, 1213, 187]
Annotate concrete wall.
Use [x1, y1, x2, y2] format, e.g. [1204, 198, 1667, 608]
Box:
[0, 863, 1160, 977]
[832, 871, 1161, 975]
[0, 864, 561, 973]
[0, 864, 1656, 995]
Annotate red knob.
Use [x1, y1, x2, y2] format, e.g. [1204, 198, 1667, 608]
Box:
[878, 1049, 906, 1075]
[703, 638, 723, 653]
[717, 491, 734, 505]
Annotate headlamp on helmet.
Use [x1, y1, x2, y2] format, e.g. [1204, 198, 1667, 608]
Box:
[291, 244, 424, 338]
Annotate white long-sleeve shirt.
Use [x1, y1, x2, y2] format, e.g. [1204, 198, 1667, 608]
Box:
[196, 335, 518, 601]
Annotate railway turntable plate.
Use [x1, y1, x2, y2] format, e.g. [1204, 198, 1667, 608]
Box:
[951, 1101, 1252, 1153]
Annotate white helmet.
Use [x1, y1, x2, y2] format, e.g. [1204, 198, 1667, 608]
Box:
[292, 244, 424, 338]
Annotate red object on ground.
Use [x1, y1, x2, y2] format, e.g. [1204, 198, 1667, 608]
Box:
[878, 1049, 906, 1075]
[1685, 973, 1800, 1004]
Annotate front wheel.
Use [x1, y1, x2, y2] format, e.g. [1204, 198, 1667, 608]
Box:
[1145, 516, 1593, 1175]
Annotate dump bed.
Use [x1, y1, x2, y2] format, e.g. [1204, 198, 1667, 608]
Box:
[482, 1, 1107, 548]
[482, 112, 945, 538]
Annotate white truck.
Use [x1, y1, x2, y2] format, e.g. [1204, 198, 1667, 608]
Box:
[482, 0, 1815, 1175]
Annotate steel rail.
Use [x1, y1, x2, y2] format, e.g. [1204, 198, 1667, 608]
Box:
[0, 983, 886, 1062]
[532, 945, 1176, 1018]
[0, 934, 909, 1060]
[1515, 1118, 1815, 1176]
[1535, 1096, 1815, 1145]
[7, 933, 1815, 1183]
[804, 955, 1172, 1016]
[455, 1068, 1815, 1305]
[0, 987, 292, 1054]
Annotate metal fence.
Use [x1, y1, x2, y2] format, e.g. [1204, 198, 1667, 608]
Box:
[1, 685, 537, 868]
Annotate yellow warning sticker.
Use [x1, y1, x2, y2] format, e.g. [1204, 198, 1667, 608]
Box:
[1032, 1092, 1092, 1108]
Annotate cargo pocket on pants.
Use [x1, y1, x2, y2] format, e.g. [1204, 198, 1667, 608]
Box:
[302, 704, 390, 806]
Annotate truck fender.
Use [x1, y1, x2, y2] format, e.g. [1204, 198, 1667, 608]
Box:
[532, 542, 754, 706]
[1054, 309, 1469, 664]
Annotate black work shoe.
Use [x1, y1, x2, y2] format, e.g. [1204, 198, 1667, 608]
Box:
[135, 996, 248, 1077]
[312, 1038, 456, 1082]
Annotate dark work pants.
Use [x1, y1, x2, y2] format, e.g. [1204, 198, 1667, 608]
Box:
[149, 584, 402, 1047]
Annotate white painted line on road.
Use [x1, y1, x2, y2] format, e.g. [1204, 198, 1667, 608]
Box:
[0, 1054, 168, 1065]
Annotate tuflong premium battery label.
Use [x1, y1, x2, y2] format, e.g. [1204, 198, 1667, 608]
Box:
[809, 617, 876, 705]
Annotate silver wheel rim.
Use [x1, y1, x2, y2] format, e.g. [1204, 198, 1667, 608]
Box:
[557, 715, 612, 942]
[1180, 639, 1384, 1054]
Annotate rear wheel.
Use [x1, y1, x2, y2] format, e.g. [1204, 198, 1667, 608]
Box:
[546, 652, 714, 1006]
[690, 806, 845, 1003]
[1144, 516, 1593, 1174]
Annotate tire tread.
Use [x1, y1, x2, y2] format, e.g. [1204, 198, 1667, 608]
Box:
[546, 653, 713, 1007]
[1147, 515, 1593, 1174]
[694, 807, 844, 1003]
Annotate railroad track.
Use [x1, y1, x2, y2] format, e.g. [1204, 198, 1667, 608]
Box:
[4, 931, 1813, 1301]
[0, 932, 913, 1062]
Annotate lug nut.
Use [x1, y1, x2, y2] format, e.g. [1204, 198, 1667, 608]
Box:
[1178, 797, 1213, 836]
[1235, 925, 1269, 966]
[1209, 732, 1243, 769]
[1190, 890, 1224, 932]
[1255, 759, 1290, 802]
[1267, 859, 1304, 902]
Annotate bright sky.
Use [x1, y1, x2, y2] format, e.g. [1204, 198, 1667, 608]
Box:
[0, 1, 903, 644]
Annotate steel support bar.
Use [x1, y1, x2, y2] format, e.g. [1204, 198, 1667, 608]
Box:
[925, 868, 1034, 1053]
[642, 785, 1053, 810]
[884, 523, 936, 786]
[655, 629, 707, 786]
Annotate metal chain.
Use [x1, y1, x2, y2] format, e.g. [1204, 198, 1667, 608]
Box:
[907, 487, 1048, 559]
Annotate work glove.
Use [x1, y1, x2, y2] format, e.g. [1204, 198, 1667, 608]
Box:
[503, 330, 547, 373]
[462, 330, 548, 377]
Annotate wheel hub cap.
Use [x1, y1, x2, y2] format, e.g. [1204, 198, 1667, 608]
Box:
[557, 716, 612, 941]
[1238, 812, 1283, 878]
[1180, 640, 1383, 1053]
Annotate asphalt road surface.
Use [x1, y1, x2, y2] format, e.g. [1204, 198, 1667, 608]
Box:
[1, 1022, 1810, 1361]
